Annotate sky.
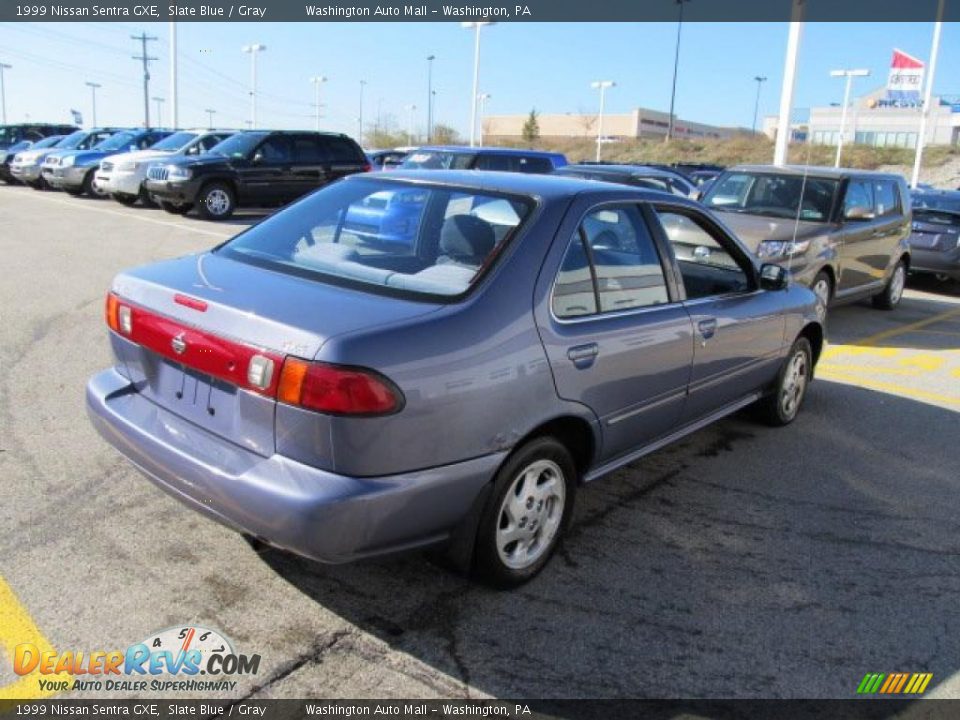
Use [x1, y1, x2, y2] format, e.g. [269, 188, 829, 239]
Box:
[0, 21, 958, 139]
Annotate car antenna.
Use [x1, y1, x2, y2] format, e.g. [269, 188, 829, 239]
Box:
[787, 131, 815, 280]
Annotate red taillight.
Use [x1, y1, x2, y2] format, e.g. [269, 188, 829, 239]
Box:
[278, 358, 402, 416]
[105, 292, 132, 335]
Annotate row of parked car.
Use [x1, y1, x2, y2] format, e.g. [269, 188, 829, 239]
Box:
[3, 122, 958, 314]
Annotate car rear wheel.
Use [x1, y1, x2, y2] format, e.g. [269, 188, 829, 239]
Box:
[474, 437, 576, 588]
[112, 193, 138, 206]
[82, 170, 106, 198]
[872, 259, 906, 310]
[138, 185, 157, 208]
[197, 182, 235, 221]
[158, 200, 193, 215]
[810, 271, 832, 321]
[755, 336, 813, 426]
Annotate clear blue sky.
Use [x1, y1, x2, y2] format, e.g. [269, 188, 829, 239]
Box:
[1, 21, 957, 137]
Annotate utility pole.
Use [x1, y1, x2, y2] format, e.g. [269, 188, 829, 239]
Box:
[665, 0, 690, 142]
[242, 44, 266, 129]
[169, 22, 178, 129]
[205, 108, 216, 129]
[131, 32, 158, 128]
[426, 54, 435, 142]
[310, 76, 327, 132]
[0, 63, 10, 125]
[752, 76, 767, 134]
[86, 81, 101, 127]
[152, 96, 164, 126]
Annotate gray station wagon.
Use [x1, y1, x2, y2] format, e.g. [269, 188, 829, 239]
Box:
[87, 171, 822, 586]
[702, 165, 912, 317]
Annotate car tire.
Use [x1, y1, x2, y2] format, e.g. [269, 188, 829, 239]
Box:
[810, 271, 832, 321]
[158, 200, 193, 215]
[27, 179, 47, 191]
[473, 437, 576, 588]
[197, 182, 235, 221]
[63, 186, 84, 196]
[138, 185, 157, 208]
[82, 170, 105, 198]
[112, 193, 138, 206]
[872, 259, 906, 310]
[755, 336, 813, 427]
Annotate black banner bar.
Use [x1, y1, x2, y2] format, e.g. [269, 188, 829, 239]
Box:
[1, 0, 958, 23]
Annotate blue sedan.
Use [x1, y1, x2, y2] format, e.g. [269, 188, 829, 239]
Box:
[87, 171, 822, 586]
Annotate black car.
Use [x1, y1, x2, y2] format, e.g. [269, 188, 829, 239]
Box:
[0, 123, 78, 151]
[144, 130, 369, 220]
[908, 190, 960, 282]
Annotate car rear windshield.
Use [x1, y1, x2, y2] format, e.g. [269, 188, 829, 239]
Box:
[149, 132, 198, 152]
[400, 150, 476, 170]
[704, 172, 839, 221]
[912, 193, 960, 213]
[218, 177, 534, 300]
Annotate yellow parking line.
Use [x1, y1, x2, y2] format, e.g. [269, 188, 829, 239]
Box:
[0, 577, 67, 700]
[843, 307, 960, 348]
[818, 370, 960, 408]
[818, 363, 922, 377]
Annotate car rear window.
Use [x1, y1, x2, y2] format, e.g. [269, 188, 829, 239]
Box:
[218, 177, 534, 300]
[323, 136, 365, 164]
[401, 151, 476, 170]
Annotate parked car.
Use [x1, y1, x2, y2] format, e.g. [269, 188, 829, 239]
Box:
[144, 130, 369, 220]
[0, 123, 77, 151]
[701, 165, 912, 316]
[87, 171, 822, 586]
[14, 128, 118, 189]
[690, 169, 722, 187]
[907, 189, 960, 282]
[2, 138, 64, 183]
[366, 149, 409, 171]
[44, 129, 173, 197]
[400, 145, 567, 173]
[96, 129, 235, 206]
[553, 163, 698, 198]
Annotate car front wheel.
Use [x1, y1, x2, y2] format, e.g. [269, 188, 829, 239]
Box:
[755, 336, 813, 426]
[474, 437, 576, 588]
[810, 271, 832, 321]
[873, 259, 906, 310]
[197, 182, 235, 221]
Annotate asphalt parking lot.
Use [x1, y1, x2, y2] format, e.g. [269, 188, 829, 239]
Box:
[2, 184, 959, 701]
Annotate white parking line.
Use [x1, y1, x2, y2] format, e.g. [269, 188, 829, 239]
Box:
[7, 189, 238, 240]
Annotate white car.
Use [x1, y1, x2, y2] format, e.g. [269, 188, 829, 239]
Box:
[96, 129, 234, 206]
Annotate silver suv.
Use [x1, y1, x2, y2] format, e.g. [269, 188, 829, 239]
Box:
[702, 165, 912, 316]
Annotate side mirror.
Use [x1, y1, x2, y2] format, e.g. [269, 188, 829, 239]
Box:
[844, 206, 874, 221]
[759, 263, 789, 291]
[252, 150, 265, 164]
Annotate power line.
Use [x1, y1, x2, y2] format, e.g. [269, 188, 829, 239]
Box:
[131, 32, 158, 127]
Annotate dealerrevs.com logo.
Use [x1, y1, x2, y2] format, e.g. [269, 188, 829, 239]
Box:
[14, 625, 260, 693]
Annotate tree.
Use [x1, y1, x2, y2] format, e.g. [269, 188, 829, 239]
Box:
[522, 109, 540, 144]
[431, 123, 461, 145]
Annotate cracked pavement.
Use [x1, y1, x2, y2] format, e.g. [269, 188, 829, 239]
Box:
[2, 185, 959, 700]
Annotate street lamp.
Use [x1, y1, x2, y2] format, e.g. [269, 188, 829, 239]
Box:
[829, 68, 869, 167]
[85, 81, 101, 127]
[462, 21, 495, 147]
[477, 93, 491, 147]
[426, 54, 435, 143]
[0, 63, 12, 125]
[152, 96, 164, 126]
[241, 43, 266, 129]
[591, 80, 615, 162]
[752, 76, 767, 134]
[665, 0, 691, 142]
[358, 80, 367, 143]
[204, 108, 216, 129]
[310, 76, 327, 132]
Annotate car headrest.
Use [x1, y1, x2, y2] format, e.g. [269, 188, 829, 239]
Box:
[439, 214, 496, 262]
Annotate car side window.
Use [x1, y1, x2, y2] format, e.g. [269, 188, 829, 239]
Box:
[292, 136, 322, 163]
[256, 137, 291, 163]
[325, 137, 364, 164]
[474, 154, 515, 172]
[844, 179, 874, 217]
[553, 205, 670, 318]
[874, 180, 900, 217]
[653, 208, 752, 299]
[519, 156, 551, 174]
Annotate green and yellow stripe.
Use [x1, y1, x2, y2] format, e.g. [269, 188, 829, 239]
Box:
[857, 672, 933, 694]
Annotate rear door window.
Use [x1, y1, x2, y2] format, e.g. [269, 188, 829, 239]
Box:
[292, 135, 323, 164]
[844, 180, 875, 217]
[874, 180, 900, 217]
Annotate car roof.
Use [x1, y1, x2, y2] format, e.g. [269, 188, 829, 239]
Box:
[350, 169, 700, 204]
[231, 129, 356, 138]
[559, 164, 682, 179]
[730, 164, 903, 181]
[413, 145, 566, 159]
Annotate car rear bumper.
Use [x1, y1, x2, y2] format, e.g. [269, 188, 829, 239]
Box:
[86, 368, 502, 563]
[909, 246, 960, 280]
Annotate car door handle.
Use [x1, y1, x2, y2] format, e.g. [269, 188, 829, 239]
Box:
[698, 318, 717, 340]
[567, 343, 599, 368]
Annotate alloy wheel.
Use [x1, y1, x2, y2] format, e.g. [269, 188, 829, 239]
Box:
[495, 459, 566, 571]
[780, 349, 808, 420]
[205, 188, 231, 216]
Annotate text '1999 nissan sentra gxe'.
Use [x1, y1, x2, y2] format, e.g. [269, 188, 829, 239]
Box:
[87, 171, 823, 586]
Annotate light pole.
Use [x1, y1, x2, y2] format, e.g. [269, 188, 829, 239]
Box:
[752, 76, 767, 134]
[406, 104, 417, 143]
[0, 62, 11, 125]
[426, 54, 435, 142]
[773, 1, 805, 166]
[204, 108, 216, 129]
[358, 80, 367, 144]
[169, 22, 178, 128]
[665, 0, 690, 142]
[242, 43, 266, 129]
[911, 0, 945, 188]
[310, 76, 327, 132]
[85, 81, 101, 127]
[477, 93, 490, 147]
[591, 80, 615, 162]
[829, 68, 869, 167]
[462, 21, 495, 147]
[152, 96, 164, 126]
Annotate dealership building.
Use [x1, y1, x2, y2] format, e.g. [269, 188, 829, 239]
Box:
[482, 107, 742, 143]
[763, 88, 960, 149]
